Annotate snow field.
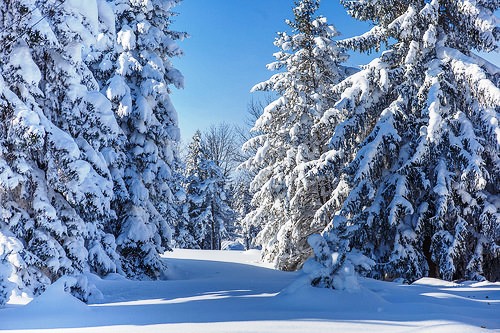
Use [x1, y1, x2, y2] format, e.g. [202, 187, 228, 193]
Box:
[0, 249, 498, 333]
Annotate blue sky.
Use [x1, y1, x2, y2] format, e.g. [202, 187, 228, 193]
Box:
[171, 1, 500, 142]
[171, 0, 374, 142]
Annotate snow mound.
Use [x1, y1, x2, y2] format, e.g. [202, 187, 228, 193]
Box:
[24, 276, 89, 314]
[1, 250, 498, 333]
[102, 273, 128, 281]
[221, 240, 245, 251]
[412, 278, 463, 287]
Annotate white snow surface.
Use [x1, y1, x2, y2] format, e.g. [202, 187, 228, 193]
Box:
[0, 249, 498, 333]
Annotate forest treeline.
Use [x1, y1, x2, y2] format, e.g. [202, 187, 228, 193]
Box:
[0, 0, 498, 306]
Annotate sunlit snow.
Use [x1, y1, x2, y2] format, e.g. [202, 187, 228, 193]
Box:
[0, 249, 498, 333]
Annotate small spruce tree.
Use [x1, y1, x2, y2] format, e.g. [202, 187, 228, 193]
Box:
[184, 131, 233, 250]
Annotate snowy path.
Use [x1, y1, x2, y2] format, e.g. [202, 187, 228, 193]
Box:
[0, 249, 499, 332]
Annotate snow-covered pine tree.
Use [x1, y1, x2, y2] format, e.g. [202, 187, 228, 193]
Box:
[171, 158, 197, 249]
[183, 132, 209, 249]
[201, 123, 240, 237]
[38, 0, 122, 282]
[0, 68, 52, 299]
[231, 173, 257, 250]
[0, 0, 121, 300]
[97, 0, 186, 278]
[0, 231, 21, 306]
[308, 0, 499, 286]
[242, 0, 348, 270]
[233, 99, 266, 250]
[184, 131, 233, 250]
[0, 79, 28, 302]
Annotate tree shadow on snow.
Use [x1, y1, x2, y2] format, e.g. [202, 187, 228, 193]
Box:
[0, 258, 498, 331]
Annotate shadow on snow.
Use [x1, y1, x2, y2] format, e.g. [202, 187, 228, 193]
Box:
[0, 257, 498, 330]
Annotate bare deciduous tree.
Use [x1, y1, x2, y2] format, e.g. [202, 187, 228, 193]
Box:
[202, 122, 239, 178]
[234, 96, 270, 165]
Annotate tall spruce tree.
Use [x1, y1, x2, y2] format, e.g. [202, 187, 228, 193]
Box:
[308, 0, 500, 287]
[242, 0, 348, 270]
[0, 0, 121, 301]
[97, 0, 186, 278]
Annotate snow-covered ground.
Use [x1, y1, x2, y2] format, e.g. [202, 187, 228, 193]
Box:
[0, 249, 498, 332]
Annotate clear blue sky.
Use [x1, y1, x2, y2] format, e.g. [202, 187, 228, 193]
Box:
[171, 1, 500, 142]
[171, 0, 374, 142]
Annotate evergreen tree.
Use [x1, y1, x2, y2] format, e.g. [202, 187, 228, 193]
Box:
[201, 123, 239, 237]
[0, 0, 121, 300]
[233, 99, 267, 249]
[308, 0, 500, 286]
[231, 173, 257, 249]
[184, 131, 233, 250]
[0, 231, 22, 306]
[242, 0, 348, 270]
[171, 158, 197, 249]
[97, 0, 186, 278]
